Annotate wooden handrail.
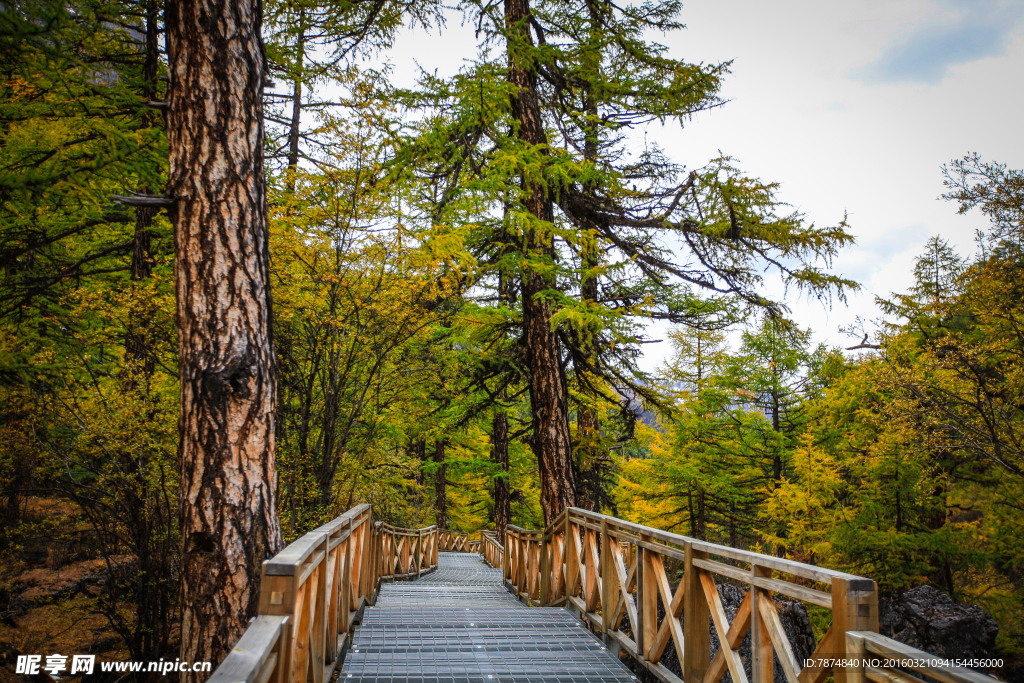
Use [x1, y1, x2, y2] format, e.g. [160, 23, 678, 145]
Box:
[845, 631, 996, 683]
[486, 507, 881, 683]
[437, 529, 471, 552]
[208, 505, 440, 683]
[480, 529, 504, 571]
[213, 506, 982, 683]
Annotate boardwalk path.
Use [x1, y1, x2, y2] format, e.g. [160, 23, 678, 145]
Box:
[341, 552, 638, 682]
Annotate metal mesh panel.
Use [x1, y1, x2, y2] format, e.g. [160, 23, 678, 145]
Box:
[340, 552, 638, 682]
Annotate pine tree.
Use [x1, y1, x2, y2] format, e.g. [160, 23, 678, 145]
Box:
[391, 0, 856, 524]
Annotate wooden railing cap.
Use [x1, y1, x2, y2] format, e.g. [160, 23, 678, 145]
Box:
[263, 531, 327, 575]
[207, 615, 289, 683]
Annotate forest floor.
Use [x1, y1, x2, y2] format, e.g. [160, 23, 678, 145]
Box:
[0, 498, 130, 681]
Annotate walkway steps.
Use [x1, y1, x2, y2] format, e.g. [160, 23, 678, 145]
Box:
[340, 552, 638, 683]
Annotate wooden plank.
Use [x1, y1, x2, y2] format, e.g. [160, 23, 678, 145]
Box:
[610, 541, 639, 639]
[259, 573, 296, 616]
[751, 565, 773, 683]
[798, 628, 834, 683]
[253, 653, 278, 683]
[647, 552, 684, 666]
[756, 592, 801, 683]
[324, 537, 341, 662]
[702, 592, 752, 683]
[297, 551, 325, 586]
[635, 538, 688, 563]
[849, 632, 996, 683]
[207, 616, 289, 683]
[585, 529, 601, 612]
[692, 538, 864, 584]
[833, 577, 879, 683]
[264, 533, 333, 576]
[551, 533, 565, 600]
[308, 564, 325, 683]
[751, 575, 832, 608]
[566, 523, 581, 598]
[683, 545, 711, 683]
[601, 518, 611, 633]
[605, 623, 640, 659]
[693, 557, 751, 584]
[289, 569, 313, 683]
[866, 666, 930, 683]
[638, 540, 655, 659]
[699, 569, 750, 683]
[568, 594, 587, 615]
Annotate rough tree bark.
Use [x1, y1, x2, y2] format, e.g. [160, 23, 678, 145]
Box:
[504, 0, 576, 525]
[433, 440, 448, 530]
[165, 0, 284, 675]
[490, 411, 510, 544]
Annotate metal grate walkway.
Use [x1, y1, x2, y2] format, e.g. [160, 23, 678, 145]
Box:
[340, 552, 638, 682]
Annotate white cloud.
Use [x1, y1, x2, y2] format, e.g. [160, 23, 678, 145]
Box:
[853, 0, 1024, 84]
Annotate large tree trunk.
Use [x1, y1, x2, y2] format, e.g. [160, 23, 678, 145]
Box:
[490, 411, 510, 544]
[433, 440, 447, 529]
[165, 0, 284, 675]
[504, 0, 576, 526]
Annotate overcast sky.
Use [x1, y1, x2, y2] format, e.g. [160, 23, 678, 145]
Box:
[382, 0, 1024, 371]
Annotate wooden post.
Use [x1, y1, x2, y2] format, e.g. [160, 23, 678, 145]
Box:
[416, 530, 423, 576]
[269, 616, 292, 683]
[503, 533, 511, 582]
[584, 529, 598, 613]
[832, 578, 878, 683]
[565, 522, 579, 598]
[600, 519, 610, 635]
[639, 534, 658, 661]
[750, 564, 773, 683]
[540, 533, 551, 605]
[844, 632, 867, 683]
[388, 530, 395, 578]
[683, 542, 710, 683]
[635, 540, 645, 660]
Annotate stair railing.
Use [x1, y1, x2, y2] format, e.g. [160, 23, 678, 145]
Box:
[481, 530, 504, 570]
[845, 631, 997, 683]
[207, 505, 439, 683]
[492, 507, 881, 683]
[437, 528, 471, 552]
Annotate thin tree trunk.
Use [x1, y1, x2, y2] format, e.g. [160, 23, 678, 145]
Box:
[165, 0, 284, 675]
[411, 439, 427, 485]
[491, 411, 510, 544]
[433, 440, 447, 530]
[504, 0, 576, 525]
[124, 0, 161, 379]
[285, 16, 304, 194]
[572, 0, 603, 514]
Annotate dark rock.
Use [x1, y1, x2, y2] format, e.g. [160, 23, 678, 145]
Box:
[880, 586, 998, 666]
[711, 583, 818, 683]
[1001, 664, 1024, 683]
[618, 582, 818, 683]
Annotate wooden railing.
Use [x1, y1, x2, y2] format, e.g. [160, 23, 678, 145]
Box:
[209, 505, 992, 683]
[846, 631, 996, 683]
[437, 529, 470, 552]
[488, 507, 880, 683]
[208, 505, 439, 683]
[481, 530, 504, 570]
